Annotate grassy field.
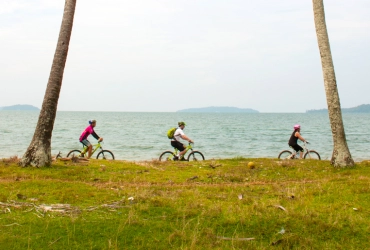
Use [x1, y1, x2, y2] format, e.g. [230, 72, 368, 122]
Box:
[1, 157, 370, 249]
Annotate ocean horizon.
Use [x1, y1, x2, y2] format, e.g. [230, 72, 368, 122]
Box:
[1, 111, 369, 161]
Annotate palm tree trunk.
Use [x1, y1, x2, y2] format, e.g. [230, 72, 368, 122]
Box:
[312, 0, 354, 167]
[20, 0, 77, 167]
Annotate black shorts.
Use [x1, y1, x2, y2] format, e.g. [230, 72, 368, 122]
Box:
[290, 144, 303, 152]
[171, 141, 185, 151]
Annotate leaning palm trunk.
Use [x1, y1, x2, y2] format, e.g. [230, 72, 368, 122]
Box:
[312, 0, 354, 167]
[20, 0, 77, 167]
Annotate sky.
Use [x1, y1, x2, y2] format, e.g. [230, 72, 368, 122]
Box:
[1, 0, 369, 112]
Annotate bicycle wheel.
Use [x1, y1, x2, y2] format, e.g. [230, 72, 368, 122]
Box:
[187, 151, 205, 161]
[278, 150, 293, 159]
[159, 151, 176, 161]
[67, 150, 82, 158]
[304, 150, 321, 160]
[96, 150, 115, 160]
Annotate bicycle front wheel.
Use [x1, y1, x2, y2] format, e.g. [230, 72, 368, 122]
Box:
[67, 150, 82, 158]
[278, 150, 293, 159]
[96, 150, 115, 160]
[159, 151, 175, 161]
[304, 150, 321, 160]
[187, 151, 205, 161]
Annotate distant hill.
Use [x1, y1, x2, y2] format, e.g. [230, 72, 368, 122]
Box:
[306, 104, 370, 113]
[0, 104, 40, 111]
[177, 106, 259, 113]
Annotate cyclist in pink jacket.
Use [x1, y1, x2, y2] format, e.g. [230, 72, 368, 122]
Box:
[79, 120, 103, 158]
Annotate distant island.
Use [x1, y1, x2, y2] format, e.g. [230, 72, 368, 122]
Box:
[177, 106, 259, 113]
[0, 104, 40, 111]
[306, 104, 370, 113]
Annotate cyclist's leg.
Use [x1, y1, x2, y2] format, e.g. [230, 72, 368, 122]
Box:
[291, 144, 304, 158]
[171, 141, 186, 158]
[178, 144, 187, 158]
[81, 139, 92, 158]
[287, 146, 295, 159]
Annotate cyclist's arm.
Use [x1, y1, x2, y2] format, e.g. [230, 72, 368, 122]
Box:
[295, 132, 306, 142]
[92, 131, 103, 141]
[181, 134, 193, 143]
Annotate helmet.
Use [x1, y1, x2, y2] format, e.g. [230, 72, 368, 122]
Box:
[178, 121, 186, 126]
[89, 120, 96, 125]
[293, 124, 300, 130]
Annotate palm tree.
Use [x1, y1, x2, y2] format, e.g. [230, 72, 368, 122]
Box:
[312, 0, 354, 167]
[20, 0, 77, 167]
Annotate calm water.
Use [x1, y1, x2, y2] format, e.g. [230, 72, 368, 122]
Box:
[1, 111, 369, 161]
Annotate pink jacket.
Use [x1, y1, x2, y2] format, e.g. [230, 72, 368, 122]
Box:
[79, 125, 99, 142]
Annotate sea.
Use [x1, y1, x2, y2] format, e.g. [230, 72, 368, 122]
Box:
[1, 111, 369, 161]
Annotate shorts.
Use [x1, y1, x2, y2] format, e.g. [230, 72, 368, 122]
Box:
[290, 144, 303, 152]
[81, 139, 91, 147]
[171, 141, 185, 151]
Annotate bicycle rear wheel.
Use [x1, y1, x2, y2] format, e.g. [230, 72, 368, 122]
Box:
[159, 151, 175, 161]
[187, 151, 205, 161]
[97, 150, 115, 160]
[67, 150, 82, 158]
[304, 150, 321, 160]
[278, 150, 293, 159]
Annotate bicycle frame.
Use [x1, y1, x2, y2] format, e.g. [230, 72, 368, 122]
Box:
[173, 143, 193, 158]
[159, 142, 204, 161]
[279, 141, 320, 160]
[290, 142, 310, 159]
[81, 142, 103, 157]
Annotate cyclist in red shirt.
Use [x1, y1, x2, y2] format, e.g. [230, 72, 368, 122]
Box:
[79, 120, 103, 158]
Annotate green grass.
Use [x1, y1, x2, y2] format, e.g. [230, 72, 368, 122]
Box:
[1, 157, 370, 249]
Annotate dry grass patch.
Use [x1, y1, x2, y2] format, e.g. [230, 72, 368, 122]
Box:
[1, 156, 20, 165]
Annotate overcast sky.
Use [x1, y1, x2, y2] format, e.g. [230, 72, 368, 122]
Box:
[1, 0, 369, 112]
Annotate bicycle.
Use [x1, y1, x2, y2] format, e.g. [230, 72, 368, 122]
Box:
[278, 142, 321, 160]
[159, 143, 205, 161]
[67, 142, 115, 160]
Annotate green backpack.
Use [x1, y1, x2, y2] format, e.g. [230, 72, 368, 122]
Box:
[167, 127, 177, 139]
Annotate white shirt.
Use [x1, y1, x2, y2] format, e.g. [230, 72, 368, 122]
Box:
[172, 127, 185, 142]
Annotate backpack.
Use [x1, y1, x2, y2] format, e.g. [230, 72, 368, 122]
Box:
[167, 127, 177, 139]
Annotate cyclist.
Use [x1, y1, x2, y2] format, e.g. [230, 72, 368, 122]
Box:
[288, 124, 307, 159]
[171, 121, 193, 160]
[79, 120, 103, 158]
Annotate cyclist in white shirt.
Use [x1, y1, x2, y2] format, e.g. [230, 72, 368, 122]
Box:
[171, 121, 193, 160]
